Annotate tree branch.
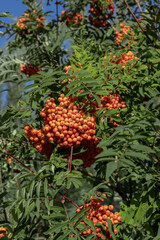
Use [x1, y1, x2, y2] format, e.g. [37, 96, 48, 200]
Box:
[124, 0, 153, 44]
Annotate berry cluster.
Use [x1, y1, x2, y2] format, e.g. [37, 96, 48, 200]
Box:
[62, 65, 83, 93]
[104, 51, 138, 71]
[110, 51, 138, 70]
[5, 157, 12, 164]
[40, 94, 98, 148]
[71, 195, 122, 239]
[88, 0, 114, 27]
[24, 94, 99, 163]
[0, 227, 8, 239]
[115, 23, 136, 46]
[86, 93, 126, 113]
[62, 65, 76, 84]
[20, 64, 41, 76]
[80, 93, 125, 127]
[17, 10, 45, 36]
[61, 11, 83, 26]
[24, 125, 52, 159]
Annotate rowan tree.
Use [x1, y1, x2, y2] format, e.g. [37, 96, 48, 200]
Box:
[0, 0, 160, 239]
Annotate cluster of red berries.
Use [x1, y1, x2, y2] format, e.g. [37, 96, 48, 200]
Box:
[110, 51, 138, 70]
[115, 23, 136, 46]
[17, 10, 45, 36]
[24, 94, 99, 164]
[61, 11, 83, 26]
[62, 64, 83, 92]
[104, 51, 138, 71]
[80, 93, 126, 127]
[88, 0, 114, 27]
[5, 157, 12, 164]
[0, 227, 8, 239]
[24, 125, 52, 159]
[40, 94, 98, 148]
[20, 64, 41, 76]
[84, 93, 126, 113]
[62, 65, 77, 85]
[71, 194, 122, 239]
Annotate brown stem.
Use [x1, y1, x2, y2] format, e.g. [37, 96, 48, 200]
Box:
[135, 0, 142, 12]
[147, 61, 160, 66]
[124, 0, 153, 44]
[56, 0, 59, 39]
[1, 137, 28, 144]
[62, 202, 70, 222]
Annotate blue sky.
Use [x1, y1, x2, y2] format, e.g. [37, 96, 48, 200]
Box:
[0, 0, 63, 47]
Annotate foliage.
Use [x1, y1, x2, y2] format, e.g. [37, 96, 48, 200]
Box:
[0, 0, 160, 239]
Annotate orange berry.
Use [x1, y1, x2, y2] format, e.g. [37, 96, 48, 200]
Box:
[109, 205, 114, 211]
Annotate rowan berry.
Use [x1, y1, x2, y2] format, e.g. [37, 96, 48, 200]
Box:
[17, 10, 45, 37]
[72, 195, 122, 239]
[0, 227, 8, 238]
[109, 205, 114, 211]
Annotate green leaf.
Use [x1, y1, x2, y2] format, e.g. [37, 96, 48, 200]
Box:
[56, 231, 72, 240]
[96, 150, 119, 159]
[106, 161, 117, 180]
[131, 144, 155, 153]
[84, 218, 96, 233]
[44, 178, 48, 197]
[36, 181, 41, 197]
[153, 223, 160, 240]
[0, 12, 13, 18]
[29, 181, 35, 197]
[44, 222, 68, 235]
[92, 93, 101, 107]
[36, 199, 40, 216]
[95, 222, 106, 237]
[72, 159, 83, 165]
[43, 213, 66, 220]
[107, 219, 116, 240]
[70, 207, 89, 226]
[124, 151, 149, 160]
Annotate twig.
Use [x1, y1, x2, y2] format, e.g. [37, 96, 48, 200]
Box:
[1, 137, 28, 144]
[147, 61, 160, 66]
[56, 0, 59, 39]
[62, 202, 70, 222]
[106, 19, 116, 31]
[124, 1, 153, 44]
[2, 140, 34, 173]
[135, 0, 142, 12]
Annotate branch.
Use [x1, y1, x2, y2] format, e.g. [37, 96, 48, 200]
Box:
[56, 0, 59, 39]
[1, 138, 28, 144]
[135, 0, 142, 12]
[124, 0, 153, 44]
